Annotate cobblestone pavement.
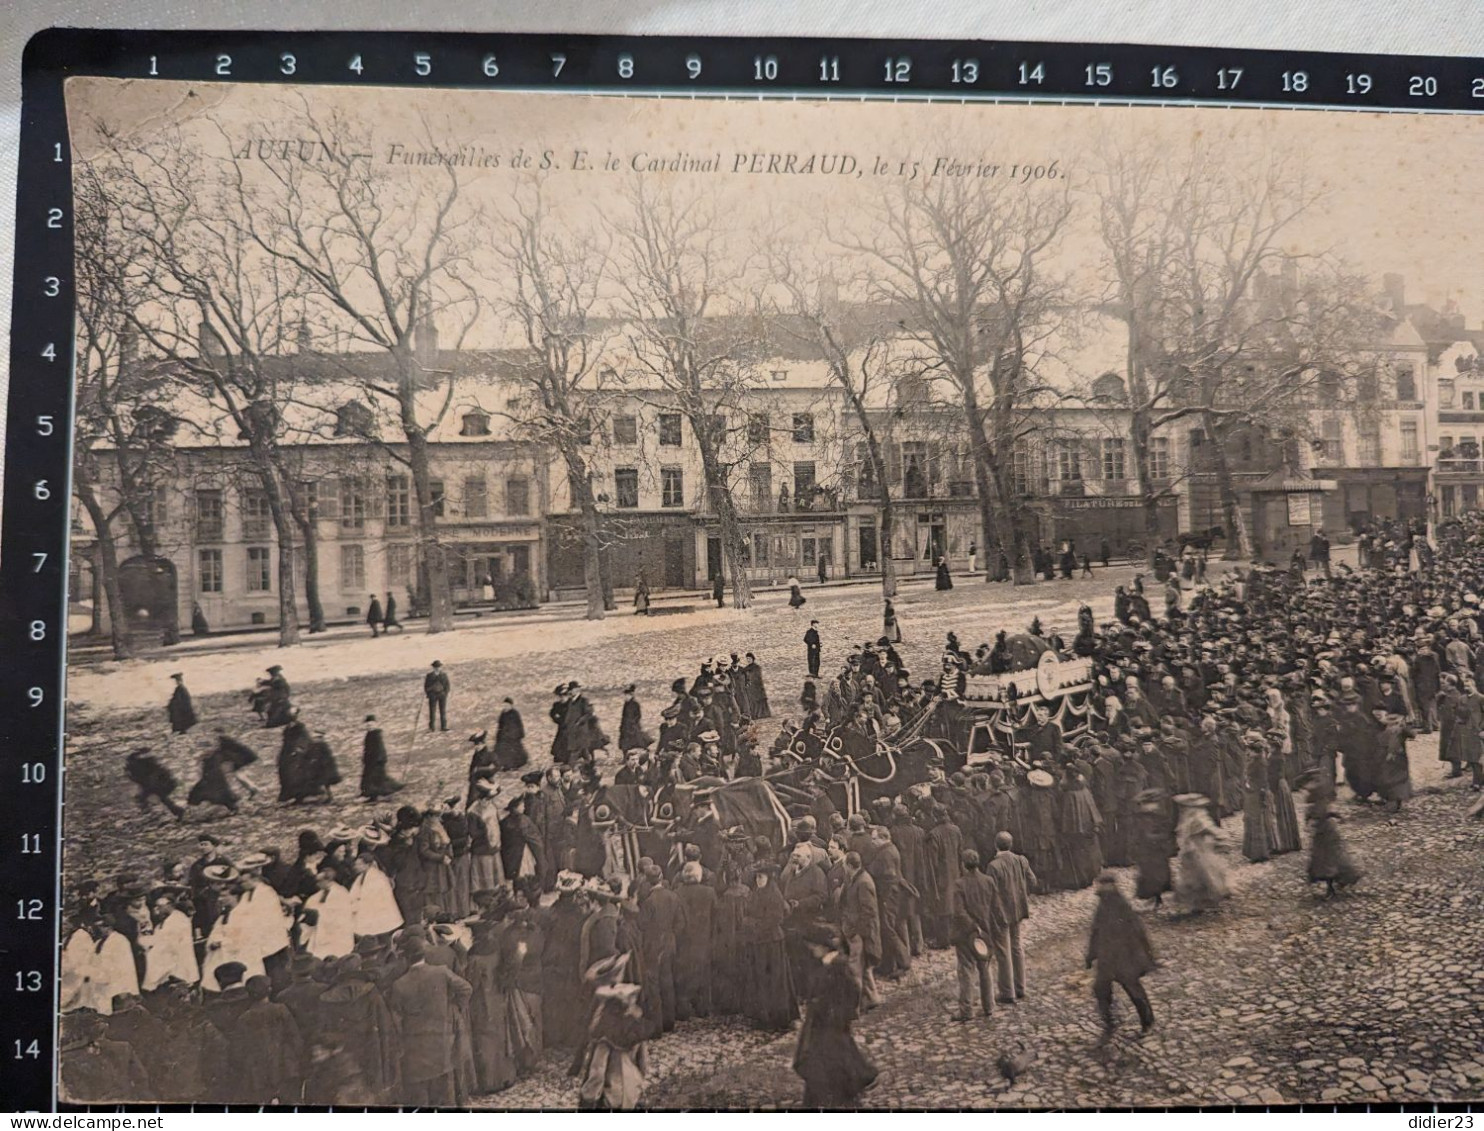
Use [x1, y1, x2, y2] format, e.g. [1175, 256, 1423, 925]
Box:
[475, 750, 1483, 1111]
[62, 558, 1484, 1108]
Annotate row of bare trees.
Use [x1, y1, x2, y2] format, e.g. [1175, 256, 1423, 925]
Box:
[73, 103, 1386, 658]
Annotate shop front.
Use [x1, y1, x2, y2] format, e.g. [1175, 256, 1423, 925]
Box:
[1318, 468, 1429, 532]
[1033, 495, 1178, 559]
[448, 522, 543, 607]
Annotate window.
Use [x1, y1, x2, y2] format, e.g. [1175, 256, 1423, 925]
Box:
[429, 479, 445, 518]
[1467, 392, 1477, 411]
[902, 440, 929, 496]
[793, 460, 817, 500]
[1320, 418, 1343, 464]
[242, 489, 271, 540]
[498, 476, 527, 516]
[459, 411, 491, 437]
[1149, 436, 1170, 480]
[1400, 420, 1420, 463]
[246, 546, 272, 592]
[341, 544, 365, 590]
[748, 462, 772, 510]
[791, 413, 815, 443]
[339, 478, 367, 529]
[1012, 446, 1032, 495]
[1357, 369, 1380, 403]
[198, 549, 222, 594]
[752, 532, 771, 566]
[1440, 379, 1456, 408]
[387, 543, 414, 587]
[855, 442, 878, 496]
[661, 467, 684, 508]
[658, 413, 683, 446]
[747, 413, 770, 445]
[464, 475, 488, 518]
[386, 475, 410, 527]
[771, 369, 788, 382]
[1440, 435, 1455, 456]
[1358, 426, 1382, 466]
[195, 489, 223, 541]
[1055, 440, 1083, 482]
[143, 485, 168, 529]
[613, 414, 638, 446]
[1101, 437, 1126, 481]
[706, 414, 727, 444]
[614, 468, 639, 509]
[1395, 364, 1417, 402]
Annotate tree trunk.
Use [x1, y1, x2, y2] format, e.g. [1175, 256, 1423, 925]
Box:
[299, 516, 327, 632]
[695, 435, 753, 609]
[857, 426, 897, 599]
[565, 451, 608, 621]
[1206, 422, 1254, 560]
[406, 427, 454, 633]
[256, 471, 301, 648]
[74, 479, 134, 660]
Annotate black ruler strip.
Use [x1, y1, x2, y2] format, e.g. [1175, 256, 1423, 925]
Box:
[6, 25, 1484, 1114]
[2, 34, 71, 1115]
[13, 28, 1484, 108]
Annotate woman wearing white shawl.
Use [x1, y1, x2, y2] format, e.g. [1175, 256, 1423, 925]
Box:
[232, 857, 292, 963]
[1173, 794, 1229, 913]
[140, 894, 200, 990]
[301, 865, 357, 959]
[349, 850, 403, 937]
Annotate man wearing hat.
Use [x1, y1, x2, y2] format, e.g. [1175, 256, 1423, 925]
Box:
[949, 848, 1005, 1021]
[805, 619, 823, 678]
[424, 661, 450, 733]
[1085, 871, 1157, 1042]
[125, 746, 185, 821]
[261, 665, 293, 728]
[385, 934, 473, 1106]
[360, 715, 402, 802]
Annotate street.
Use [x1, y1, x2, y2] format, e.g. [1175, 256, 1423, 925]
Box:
[59, 558, 1484, 1108]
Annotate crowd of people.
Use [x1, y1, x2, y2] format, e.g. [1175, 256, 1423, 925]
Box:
[63, 512, 1484, 1108]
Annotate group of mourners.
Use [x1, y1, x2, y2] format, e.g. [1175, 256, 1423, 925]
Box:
[66, 510, 1484, 1109]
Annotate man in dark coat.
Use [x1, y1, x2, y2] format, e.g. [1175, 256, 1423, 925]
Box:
[922, 806, 963, 949]
[1085, 871, 1156, 1040]
[125, 747, 184, 819]
[637, 865, 686, 1036]
[366, 594, 384, 637]
[226, 976, 305, 1104]
[263, 666, 294, 728]
[866, 825, 910, 979]
[360, 715, 401, 801]
[383, 592, 404, 633]
[674, 862, 717, 1020]
[805, 621, 823, 678]
[838, 852, 881, 1010]
[424, 661, 450, 733]
[950, 848, 1005, 1021]
[167, 673, 197, 734]
[712, 572, 725, 608]
[890, 805, 927, 958]
[386, 936, 473, 1107]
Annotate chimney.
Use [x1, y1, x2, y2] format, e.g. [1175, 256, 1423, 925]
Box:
[1383, 273, 1406, 314]
[296, 318, 312, 354]
[414, 316, 439, 370]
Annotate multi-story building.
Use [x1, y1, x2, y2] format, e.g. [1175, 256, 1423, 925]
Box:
[82, 344, 549, 634]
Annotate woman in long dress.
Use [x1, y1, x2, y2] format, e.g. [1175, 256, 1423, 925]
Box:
[935, 556, 953, 591]
[1241, 738, 1279, 863]
[1172, 794, 1228, 912]
[1305, 779, 1363, 896]
[787, 576, 807, 609]
[793, 945, 878, 1108]
[1131, 791, 1174, 907]
[883, 599, 903, 644]
[466, 916, 518, 1095]
[1057, 767, 1104, 889]
[742, 866, 797, 1031]
[742, 653, 772, 719]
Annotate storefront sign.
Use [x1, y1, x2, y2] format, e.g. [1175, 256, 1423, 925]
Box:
[1054, 495, 1177, 511]
[1287, 493, 1312, 526]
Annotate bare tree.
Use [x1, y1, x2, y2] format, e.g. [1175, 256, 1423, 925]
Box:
[768, 251, 903, 597]
[230, 104, 482, 634]
[1090, 138, 1380, 558]
[611, 179, 760, 607]
[98, 130, 313, 646]
[851, 176, 1074, 584]
[496, 182, 614, 619]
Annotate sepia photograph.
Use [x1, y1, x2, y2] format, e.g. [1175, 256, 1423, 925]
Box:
[55, 76, 1484, 1108]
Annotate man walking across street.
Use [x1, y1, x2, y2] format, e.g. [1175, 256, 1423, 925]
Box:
[424, 660, 450, 733]
[1310, 528, 1332, 580]
[1085, 871, 1157, 1042]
